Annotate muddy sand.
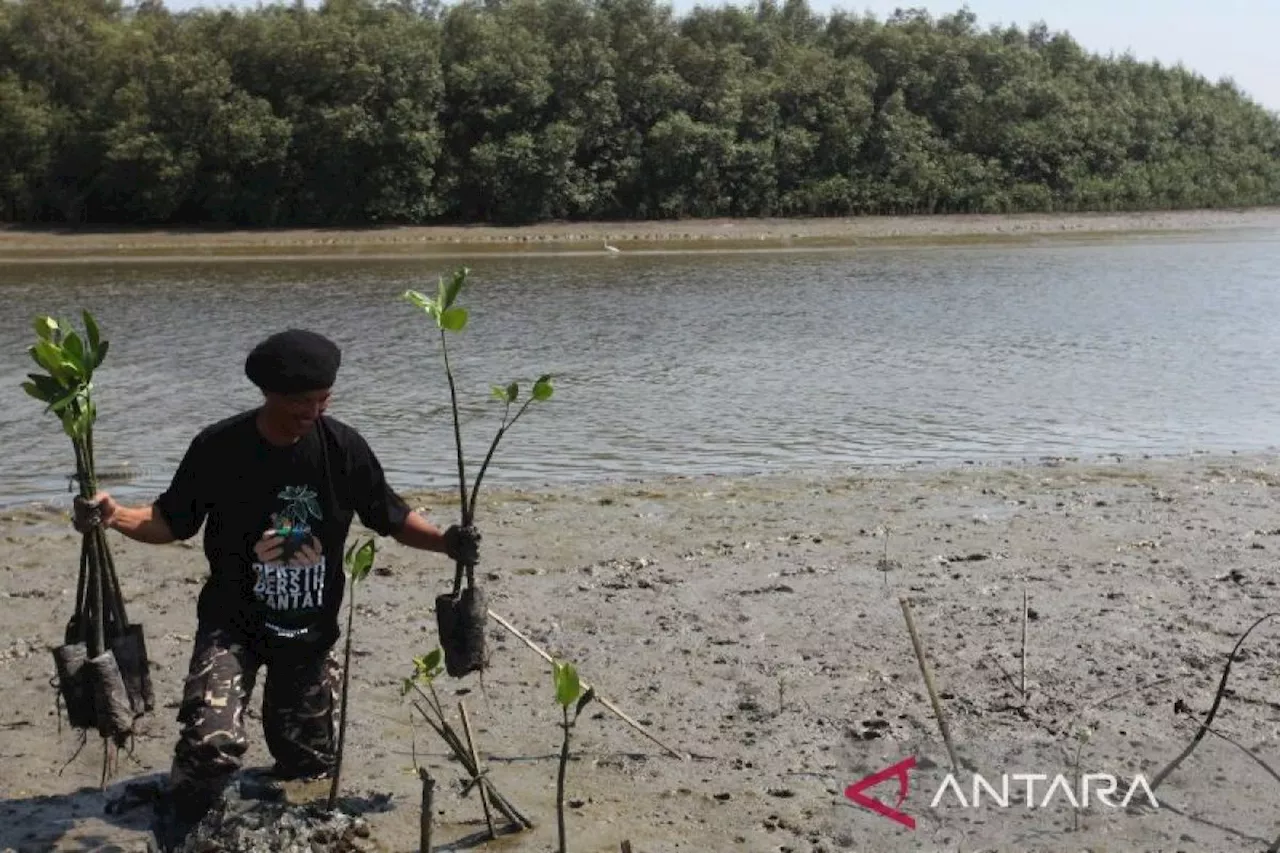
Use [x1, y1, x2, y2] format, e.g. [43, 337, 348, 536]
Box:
[2, 452, 1280, 852]
[3, 208, 1279, 262]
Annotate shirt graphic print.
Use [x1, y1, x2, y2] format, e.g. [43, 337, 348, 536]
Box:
[252, 484, 327, 639]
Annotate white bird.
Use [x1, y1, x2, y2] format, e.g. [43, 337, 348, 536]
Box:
[604, 241, 621, 254]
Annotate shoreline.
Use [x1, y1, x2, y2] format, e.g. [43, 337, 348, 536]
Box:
[2, 207, 1279, 262]
[3, 445, 1271, 516]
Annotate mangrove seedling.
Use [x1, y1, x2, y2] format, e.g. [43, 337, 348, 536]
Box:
[401, 649, 533, 832]
[403, 267, 555, 678]
[329, 537, 377, 811]
[553, 660, 595, 853]
[403, 267, 555, 593]
[24, 311, 152, 785]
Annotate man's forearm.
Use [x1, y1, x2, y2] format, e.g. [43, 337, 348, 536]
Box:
[109, 504, 177, 545]
[392, 511, 449, 554]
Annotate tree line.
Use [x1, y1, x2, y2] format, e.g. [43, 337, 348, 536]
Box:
[2, 0, 1278, 226]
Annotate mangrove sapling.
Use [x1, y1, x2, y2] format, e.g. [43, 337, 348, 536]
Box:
[553, 660, 595, 853]
[329, 537, 377, 811]
[403, 267, 555, 677]
[401, 650, 533, 831]
[23, 312, 153, 785]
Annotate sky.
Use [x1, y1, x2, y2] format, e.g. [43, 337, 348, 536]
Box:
[159, 0, 1280, 112]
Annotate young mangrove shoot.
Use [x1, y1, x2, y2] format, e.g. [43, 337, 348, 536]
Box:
[401, 649, 534, 832]
[553, 660, 595, 853]
[329, 537, 377, 811]
[403, 267, 555, 596]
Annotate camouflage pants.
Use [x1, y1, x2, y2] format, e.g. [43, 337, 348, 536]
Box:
[168, 627, 340, 812]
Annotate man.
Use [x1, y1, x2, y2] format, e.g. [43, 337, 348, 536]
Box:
[74, 329, 479, 844]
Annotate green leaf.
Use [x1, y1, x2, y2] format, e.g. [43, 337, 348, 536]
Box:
[25, 373, 64, 403]
[505, 382, 519, 403]
[33, 316, 58, 341]
[32, 338, 84, 386]
[435, 274, 447, 310]
[423, 648, 442, 674]
[410, 648, 444, 684]
[491, 384, 509, 402]
[62, 332, 87, 374]
[21, 381, 48, 403]
[31, 339, 64, 375]
[554, 660, 581, 707]
[440, 306, 468, 332]
[404, 290, 440, 320]
[442, 267, 468, 309]
[532, 374, 554, 401]
[83, 310, 100, 356]
[48, 390, 80, 415]
[29, 373, 62, 394]
[346, 537, 377, 583]
[400, 677, 415, 697]
[575, 686, 596, 718]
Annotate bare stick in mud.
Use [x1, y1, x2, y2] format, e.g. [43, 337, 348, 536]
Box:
[459, 701, 495, 839]
[1020, 588, 1029, 699]
[1175, 711, 1280, 787]
[1149, 612, 1278, 792]
[1071, 728, 1090, 831]
[487, 609, 690, 760]
[411, 699, 530, 829]
[899, 597, 960, 774]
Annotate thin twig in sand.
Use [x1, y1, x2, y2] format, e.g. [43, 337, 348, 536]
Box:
[1020, 588, 1028, 699]
[409, 692, 533, 830]
[488, 609, 690, 761]
[1149, 612, 1278, 793]
[459, 701, 495, 839]
[1173, 711, 1280, 788]
[899, 597, 960, 774]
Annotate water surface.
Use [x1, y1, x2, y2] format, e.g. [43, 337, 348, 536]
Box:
[2, 230, 1279, 507]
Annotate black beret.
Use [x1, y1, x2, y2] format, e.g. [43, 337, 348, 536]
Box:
[245, 329, 341, 394]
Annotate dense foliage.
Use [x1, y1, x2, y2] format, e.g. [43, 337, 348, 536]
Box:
[2, 0, 1278, 226]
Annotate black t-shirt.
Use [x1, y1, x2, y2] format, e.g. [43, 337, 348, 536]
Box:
[154, 410, 410, 652]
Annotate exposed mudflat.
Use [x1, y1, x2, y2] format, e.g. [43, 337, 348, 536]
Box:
[3, 452, 1280, 851]
[3, 208, 1279, 262]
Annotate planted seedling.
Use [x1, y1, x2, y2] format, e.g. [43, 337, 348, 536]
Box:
[24, 312, 152, 786]
[401, 649, 533, 833]
[403, 267, 555, 677]
[553, 660, 595, 853]
[329, 537, 376, 810]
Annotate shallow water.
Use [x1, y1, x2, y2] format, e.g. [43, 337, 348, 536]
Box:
[2, 229, 1279, 507]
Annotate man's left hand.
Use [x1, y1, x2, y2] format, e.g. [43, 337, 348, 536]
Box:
[443, 524, 481, 564]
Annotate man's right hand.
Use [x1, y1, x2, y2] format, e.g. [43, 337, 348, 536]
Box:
[73, 492, 118, 534]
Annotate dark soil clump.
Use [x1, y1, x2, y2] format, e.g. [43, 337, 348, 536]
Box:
[173, 777, 379, 853]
